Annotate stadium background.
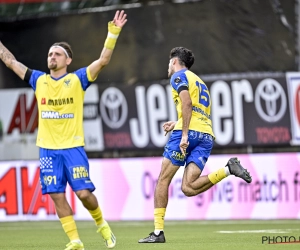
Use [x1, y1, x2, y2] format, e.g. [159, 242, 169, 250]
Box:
[0, 0, 300, 224]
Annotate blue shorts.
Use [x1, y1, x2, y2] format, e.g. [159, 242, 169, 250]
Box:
[39, 146, 95, 195]
[163, 130, 214, 170]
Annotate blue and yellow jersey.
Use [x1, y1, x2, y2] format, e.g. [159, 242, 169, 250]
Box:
[27, 67, 95, 149]
[170, 68, 215, 137]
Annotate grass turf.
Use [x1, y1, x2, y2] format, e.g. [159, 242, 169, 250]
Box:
[0, 220, 299, 249]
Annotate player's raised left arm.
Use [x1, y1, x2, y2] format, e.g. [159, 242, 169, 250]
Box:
[0, 41, 28, 80]
[88, 10, 127, 80]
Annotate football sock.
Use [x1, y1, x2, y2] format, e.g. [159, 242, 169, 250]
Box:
[60, 215, 80, 242]
[71, 239, 82, 244]
[88, 206, 104, 226]
[154, 208, 166, 233]
[224, 166, 231, 176]
[208, 167, 229, 184]
[154, 230, 162, 235]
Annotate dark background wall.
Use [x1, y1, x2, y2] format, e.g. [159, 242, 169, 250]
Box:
[0, 0, 296, 89]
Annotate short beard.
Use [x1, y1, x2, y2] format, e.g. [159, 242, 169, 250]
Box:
[168, 66, 175, 78]
[48, 63, 57, 70]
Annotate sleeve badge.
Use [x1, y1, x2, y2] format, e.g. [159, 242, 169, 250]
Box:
[174, 77, 181, 84]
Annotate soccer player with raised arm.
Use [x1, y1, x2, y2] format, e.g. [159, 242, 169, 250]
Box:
[139, 47, 252, 243]
[0, 10, 127, 250]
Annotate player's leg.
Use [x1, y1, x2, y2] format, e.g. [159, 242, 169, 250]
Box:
[49, 193, 84, 250]
[181, 162, 214, 196]
[180, 132, 215, 195]
[182, 157, 252, 195]
[139, 157, 179, 243]
[139, 131, 182, 243]
[75, 189, 116, 249]
[39, 148, 84, 250]
[182, 132, 231, 195]
[182, 132, 252, 196]
[154, 157, 180, 231]
[64, 147, 116, 249]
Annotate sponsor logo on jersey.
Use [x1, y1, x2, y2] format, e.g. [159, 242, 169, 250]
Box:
[192, 106, 211, 120]
[47, 97, 74, 106]
[41, 111, 74, 119]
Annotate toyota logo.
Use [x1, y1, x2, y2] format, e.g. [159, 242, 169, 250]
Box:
[255, 78, 286, 123]
[100, 87, 128, 129]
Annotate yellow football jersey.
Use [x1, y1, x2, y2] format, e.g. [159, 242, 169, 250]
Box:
[27, 67, 95, 149]
[170, 69, 215, 138]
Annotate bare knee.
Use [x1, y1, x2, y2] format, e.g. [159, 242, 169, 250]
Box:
[49, 193, 73, 217]
[49, 193, 67, 204]
[76, 189, 92, 201]
[181, 184, 194, 197]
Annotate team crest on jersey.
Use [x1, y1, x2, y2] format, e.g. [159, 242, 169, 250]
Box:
[64, 79, 71, 88]
[174, 77, 181, 84]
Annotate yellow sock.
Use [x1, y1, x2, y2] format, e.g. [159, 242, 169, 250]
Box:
[60, 215, 80, 242]
[154, 208, 166, 231]
[89, 206, 104, 226]
[208, 167, 228, 184]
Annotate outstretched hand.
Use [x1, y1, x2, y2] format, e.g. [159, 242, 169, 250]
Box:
[112, 10, 127, 28]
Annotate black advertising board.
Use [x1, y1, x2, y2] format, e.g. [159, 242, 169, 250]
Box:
[93, 73, 291, 150]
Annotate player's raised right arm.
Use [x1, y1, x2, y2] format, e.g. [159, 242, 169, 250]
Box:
[0, 41, 27, 80]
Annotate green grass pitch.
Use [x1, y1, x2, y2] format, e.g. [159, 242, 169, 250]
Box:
[0, 220, 299, 249]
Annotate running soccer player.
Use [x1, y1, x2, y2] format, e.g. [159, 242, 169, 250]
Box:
[139, 47, 252, 243]
[0, 10, 127, 250]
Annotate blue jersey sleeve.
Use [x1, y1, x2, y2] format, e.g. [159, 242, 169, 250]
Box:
[28, 70, 45, 91]
[170, 69, 189, 92]
[74, 67, 92, 91]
